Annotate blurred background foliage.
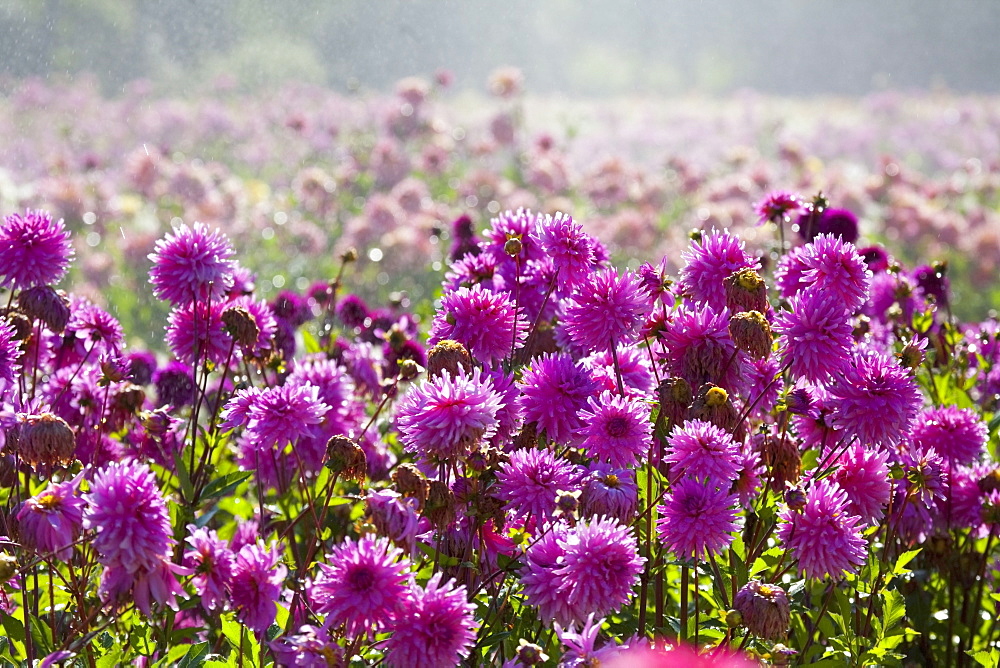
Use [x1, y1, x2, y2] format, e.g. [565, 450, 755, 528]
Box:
[4, 0, 1000, 96]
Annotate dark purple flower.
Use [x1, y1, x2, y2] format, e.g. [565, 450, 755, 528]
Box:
[798, 207, 859, 243]
[0, 210, 74, 289]
[858, 245, 891, 274]
[336, 294, 370, 329]
[125, 350, 157, 386]
[154, 360, 196, 408]
[271, 290, 313, 328]
[148, 221, 235, 306]
[911, 264, 949, 307]
[449, 213, 481, 262]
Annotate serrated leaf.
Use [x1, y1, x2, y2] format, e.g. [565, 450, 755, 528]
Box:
[96, 646, 124, 668]
[893, 549, 920, 575]
[968, 648, 1000, 667]
[881, 589, 906, 638]
[201, 471, 253, 502]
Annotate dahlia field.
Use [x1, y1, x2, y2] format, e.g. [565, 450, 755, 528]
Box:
[1, 74, 1000, 667]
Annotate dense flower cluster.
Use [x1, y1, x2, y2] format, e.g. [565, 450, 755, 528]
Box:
[2, 73, 1000, 666]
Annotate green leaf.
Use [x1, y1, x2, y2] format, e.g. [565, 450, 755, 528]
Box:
[153, 644, 192, 668]
[301, 329, 322, 354]
[27, 614, 53, 657]
[880, 589, 906, 638]
[96, 645, 124, 668]
[968, 648, 1000, 667]
[201, 471, 253, 502]
[893, 549, 921, 576]
[177, 641, 211, 668]
[172, 448, 196, 503]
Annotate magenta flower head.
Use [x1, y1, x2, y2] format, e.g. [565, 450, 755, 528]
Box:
[577, 391, 651, 468]
[310, 535, 409, 638]
[241, 383, 330, 451]
[911, 406, 987, 467]
[395, 368, 501, 466]
[580, 462, 639, 523]
[823, 444, 891, 526]
[664, 419, 741, 484]
[659, 304, 746, 396]
[534, 211, 597, 292]
[0, 318, 22, 389]
[230, 541, 287, 635]
[384, 573, 478, 668]
[66, 297, 125, 358]
[184, 525, 236, 613]
[518, 353, 597, 445]
[521, 517, 644, 625]
[563, 268, 650, 354]
[496, 448, 583, 521]
[775, 234, 871, 313]
[165, 300, 231, 366]
[83, 461, 187, 614]
[428, 285, 527, 364]
[829, 350, 922, 450]
[0, 210, 74, 289]
[16, 475, 85, 560]
[777, 479, 866, 580]
[755, 191, 804, 225]
[657, 476, 740, 559]
[678, 228, 760, 311]
[148, 221, 236, 306]
[773, 290, 853, 383]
